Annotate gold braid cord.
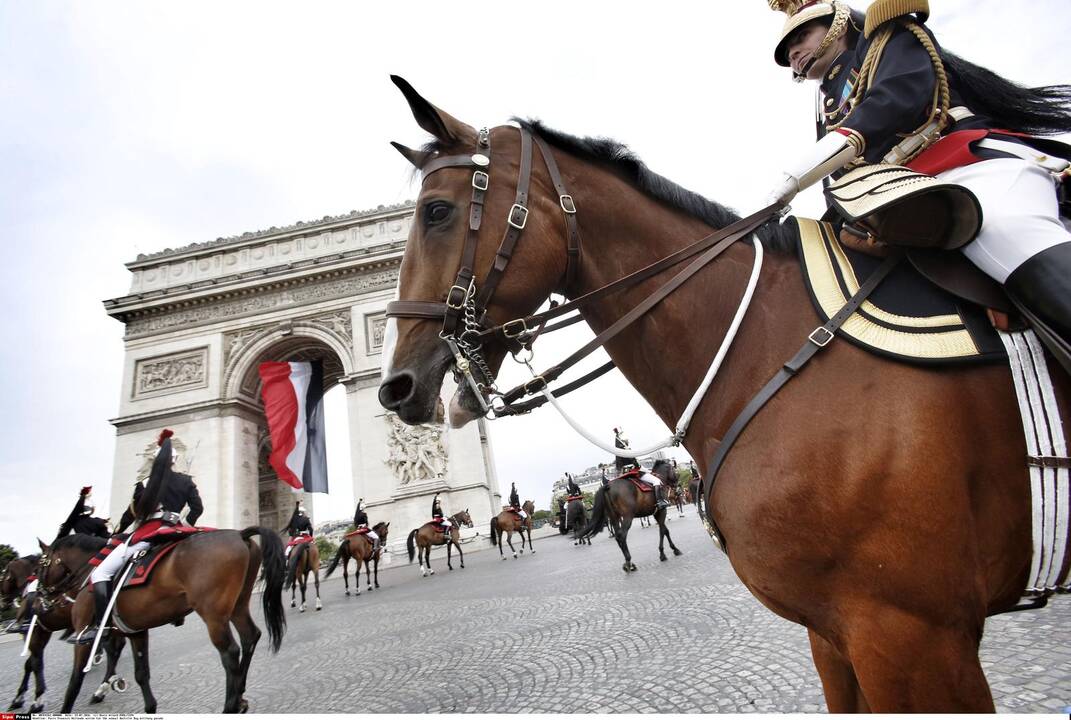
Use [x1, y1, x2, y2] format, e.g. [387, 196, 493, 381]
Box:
[812, 3, 851, 63]
[828, 18, 950, 165]
[864, 0, 930, 38]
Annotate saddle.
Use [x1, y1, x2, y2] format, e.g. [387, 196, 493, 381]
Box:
[565, 494, 583, 502]
[120, 528, 216, 589]
[423, 520, 450, 533]
[796, 218, 1008, 365]
[286, 534, 315, 548]
[613, 469, 653, 492]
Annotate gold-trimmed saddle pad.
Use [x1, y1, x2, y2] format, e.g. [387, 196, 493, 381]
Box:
[796, 218, 1005, 364]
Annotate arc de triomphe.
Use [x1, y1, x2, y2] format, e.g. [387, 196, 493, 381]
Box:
[102, 202, 501, 554]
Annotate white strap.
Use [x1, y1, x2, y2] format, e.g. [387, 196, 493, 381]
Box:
[536, 237, 764, 457]
[976, 138, 1071, 173]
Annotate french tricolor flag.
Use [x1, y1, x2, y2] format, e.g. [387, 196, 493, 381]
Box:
[258, 360, 329, 493]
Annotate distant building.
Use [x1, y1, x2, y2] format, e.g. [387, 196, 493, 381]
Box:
[551, 451, 669, 497]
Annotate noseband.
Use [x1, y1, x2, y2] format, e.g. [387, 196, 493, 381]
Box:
[387, 124, 781, 419]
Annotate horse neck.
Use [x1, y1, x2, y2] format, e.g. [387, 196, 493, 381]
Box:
[556, 154, 810, 455]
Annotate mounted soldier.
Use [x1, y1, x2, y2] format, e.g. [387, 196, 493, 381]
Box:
[282, 500, 314, 559]
[767, 0, 1071, 364]
[351, 498, 380, 555]
[77, 429, 203, 645]
[55, 486, 111, 541]
[431, 491, 452, 537]
[565, 472, 582, 498]
[508, 482, 528, 521]
[613, 427, 640, 474]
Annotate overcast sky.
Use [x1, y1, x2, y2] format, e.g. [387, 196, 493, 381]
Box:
[1, 1, 1067, 554]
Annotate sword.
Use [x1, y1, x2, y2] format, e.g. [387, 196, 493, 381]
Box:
[20, 614, 37, 657]
[82, 562, 135, 673]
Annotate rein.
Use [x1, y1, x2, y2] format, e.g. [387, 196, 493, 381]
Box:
[386, 123, 781, 422]
[36, 552, 93, 612]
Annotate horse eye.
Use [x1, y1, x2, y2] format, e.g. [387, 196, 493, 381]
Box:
[423, 202, 453, 226]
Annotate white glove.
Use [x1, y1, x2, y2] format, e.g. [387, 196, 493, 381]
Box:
[766, 131, 861, 208]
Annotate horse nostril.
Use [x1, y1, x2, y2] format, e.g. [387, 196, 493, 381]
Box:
[378, 372, 415, 410]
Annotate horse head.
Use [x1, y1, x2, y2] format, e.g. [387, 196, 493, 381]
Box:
[379, 76, 575, 428]
[374, 521, 390, 543]
[454, 509, 474, 528]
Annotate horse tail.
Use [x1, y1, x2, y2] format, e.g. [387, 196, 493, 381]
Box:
[406, 529, 417, 563]
[579, 486, 608, 539]
[489, 517, 499, 545]
[284, 541, 308, 590]
[240, 527, 286, 653]
[324, 539, 347, 578]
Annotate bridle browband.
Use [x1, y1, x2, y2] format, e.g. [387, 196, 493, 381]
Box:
[386, 123, 780, 419]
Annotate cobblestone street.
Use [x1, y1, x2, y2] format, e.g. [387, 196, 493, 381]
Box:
[3, 507, 1069, 713]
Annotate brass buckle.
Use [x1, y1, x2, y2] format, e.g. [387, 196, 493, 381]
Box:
[502, 318, 529, 339]
[446, 281, 472, 310]
[559, 194, 577, 214]
[808, 326, 834, 347]
[472, 170, 489, 191]
[508, 204, 529, 230]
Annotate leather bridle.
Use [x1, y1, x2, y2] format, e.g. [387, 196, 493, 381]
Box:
[386, 124, 780, 419]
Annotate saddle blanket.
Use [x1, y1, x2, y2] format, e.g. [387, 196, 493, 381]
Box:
[344, 527, 371, 539]
[121, 542, 180, 589]
[286, 534, 315, 548]
[565, 495, 583, 502]
[422, 521, 451, 532]
[795, 218, 1006, 364]
[130, 521, 215, 545]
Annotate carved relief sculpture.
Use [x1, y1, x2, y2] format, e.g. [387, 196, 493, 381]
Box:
[384, 412, 447, 485]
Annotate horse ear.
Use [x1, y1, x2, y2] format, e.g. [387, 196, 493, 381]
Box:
[391, 141, 433, 169]
[390, 75, 477, 146]
[37, 537, 49, 552]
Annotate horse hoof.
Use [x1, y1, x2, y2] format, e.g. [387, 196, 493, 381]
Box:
[300, 606, 306, 613]
[374, 582, 380, 588]
[622, 563, 631, 573]
[630, 563, 638, 571]
[29, 704, 44, 714]
[660, 555, 667, 562]
[90, 693, 104, 704]
[112, 677, 128, 693]
[239, 698, 249, 713]
[9, 699, 24, 711]
[290, 601, 296, 608]
[674, 549, 683, 556]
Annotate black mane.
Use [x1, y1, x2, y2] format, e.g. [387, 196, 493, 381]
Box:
[514, 119, 797, 253]
[53, 533, 107, 555]
[422, 120, 797, 253]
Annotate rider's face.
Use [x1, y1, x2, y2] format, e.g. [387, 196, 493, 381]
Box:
[786, 20, 844, 81]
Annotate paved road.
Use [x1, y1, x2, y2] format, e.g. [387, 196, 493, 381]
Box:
[2, 507, 1069, 713]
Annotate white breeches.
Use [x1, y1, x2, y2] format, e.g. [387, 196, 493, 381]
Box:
[89, 540, 149, 584]
[22, 579, 37, 596]
[943, 159, 1071, 283]
[640, 472, 663, 487]
[366, 530, 379, 543]
[518, 510, 528, 519]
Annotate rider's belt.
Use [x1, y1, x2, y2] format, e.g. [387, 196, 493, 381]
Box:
[147, 510, 183, 525]
[882, 106, 974, 166]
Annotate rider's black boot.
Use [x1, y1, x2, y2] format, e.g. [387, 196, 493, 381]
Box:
[1005, 242, 1071, 373]
[656, 486, 670, 510]
[72, 581, 111, 645]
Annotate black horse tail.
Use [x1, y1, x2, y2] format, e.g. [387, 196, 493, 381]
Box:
[324, 539, 347, 578]
[284, 541, 309, 590]
[406, 529, 417, 563]
[240, 527, 286, 653]
[489, 517, 499, 545]
[579, 486, 608, 539]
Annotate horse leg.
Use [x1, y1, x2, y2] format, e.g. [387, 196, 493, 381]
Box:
[202, 615, 243, 714]
[842, 608, 994, 711]
[455, 536, 465, 569]
[364, 557, 373, 591]
[231, 609, 261, 712]
[528, 526, 535, 553]
[343, 556, 351, 596]
[299, 570, 307, 613]
[290, 579, 296, 608]
[616, 517, 636, 572]
[662, 514, 682, 556]
[446, 538, 453, 570]
[125, 631, 158, 713]
[506, 530, 517, 559]
[373, 556, 380, 587]
[14, 627, 49, 711]
[90, 633, 127, 705]
[313, 564, 322, 611]
[60, 641, 93, 713]
[808, 629, 868, 712]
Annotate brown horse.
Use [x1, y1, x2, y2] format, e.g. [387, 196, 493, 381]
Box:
[489, 500, 536, 559]
[324, 522, 390, 596]
[13, 537, 129, 713]
[285, 539, 321, 612]
[579, 460, 683, 570]
[406, 510, 473, 576]
[376, 80, 1069, 711]
[57, 527, 285, 713]
[666, 483, 686, 518]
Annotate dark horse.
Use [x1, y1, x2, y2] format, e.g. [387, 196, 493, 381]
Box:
[564, 496, 590, 545]
[58, 527, 286, 713]
[325, 522, 390, 596]
[490, 500, 536, 559]
[285, 540, 322, 613]
[13, 538, 128, 713]
[406, 510, 473, 576]
[374, 80, 1070, 710]
[578, 459, 683, 571]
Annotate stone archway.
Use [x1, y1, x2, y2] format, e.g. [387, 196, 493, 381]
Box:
[103, 202, 502, 553]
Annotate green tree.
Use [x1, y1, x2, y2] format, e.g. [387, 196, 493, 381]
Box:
[0, 543, 17, 570]
[532, 509, 554, 522]
[315, 536, 338, 561]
